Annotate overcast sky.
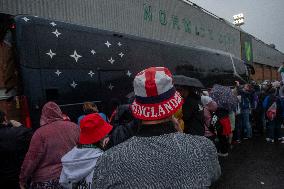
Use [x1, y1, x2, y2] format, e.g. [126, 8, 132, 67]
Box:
[189, 0, 284, 53]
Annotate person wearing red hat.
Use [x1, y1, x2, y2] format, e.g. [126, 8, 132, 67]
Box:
[59, 113, 112, 189]
[92, 67, 221, 188]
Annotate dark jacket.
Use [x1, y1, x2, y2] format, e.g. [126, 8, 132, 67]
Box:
[0, 124, 33, 183]
[93, 121, 221, 188]
[183, 94, 204, 136]
[238, 88, 252, 110]
[107, 104, 139, 148]
[263, 94, 283, 121]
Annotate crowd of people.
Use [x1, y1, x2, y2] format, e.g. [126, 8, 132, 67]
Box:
[0, 66, 284, 189]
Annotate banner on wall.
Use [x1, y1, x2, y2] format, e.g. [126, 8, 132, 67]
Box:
[241, 32, 253, 64]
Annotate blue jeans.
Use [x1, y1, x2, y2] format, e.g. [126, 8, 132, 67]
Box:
[266, 119, 281, 140]
[241, 109, 252, 138]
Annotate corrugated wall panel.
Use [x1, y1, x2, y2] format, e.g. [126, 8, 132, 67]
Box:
[252, 38, 284, 67]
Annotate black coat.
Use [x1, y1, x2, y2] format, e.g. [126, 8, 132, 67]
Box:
[0, 124, 33, 183]
[183, 94, 205, 136]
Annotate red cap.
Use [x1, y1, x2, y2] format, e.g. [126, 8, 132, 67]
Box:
[79, 113, 112, 144]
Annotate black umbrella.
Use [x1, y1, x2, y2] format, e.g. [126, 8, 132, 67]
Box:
[173, 75, 204, 88]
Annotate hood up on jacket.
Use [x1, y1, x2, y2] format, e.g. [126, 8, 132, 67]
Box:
[60, 147, 103, 189]
[40, 101, 64, 126]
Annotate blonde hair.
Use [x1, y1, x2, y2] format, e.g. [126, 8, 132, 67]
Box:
[83, 102, 98, 113]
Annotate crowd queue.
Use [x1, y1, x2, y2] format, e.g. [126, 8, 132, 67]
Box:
[1, 66, 284, 189]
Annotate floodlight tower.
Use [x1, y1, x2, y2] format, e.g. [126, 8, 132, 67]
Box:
[233, 13, 245, 26]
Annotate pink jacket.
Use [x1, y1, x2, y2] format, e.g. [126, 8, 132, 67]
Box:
[19, 102, 80, 184]
[204, 101, 218, 137]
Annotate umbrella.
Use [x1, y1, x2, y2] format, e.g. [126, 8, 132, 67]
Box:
[209, 84, 238, 111]
[173, 75, 204, 88]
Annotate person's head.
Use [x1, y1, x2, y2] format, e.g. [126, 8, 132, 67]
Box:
[173, 75, 204, 98]
[83, 102, 98, 115]
[0, 110, 7, 124]
[201, 96, 218, 112]
[175, 85, 189, 98]
[79, 113, 112, 149]
[244, 84, 251, 91]
[131, 67, 183, 125]
[268, 87, 276, 95]
[40, 101, 63, 126]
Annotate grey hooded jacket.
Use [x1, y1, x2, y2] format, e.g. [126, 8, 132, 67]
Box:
[60, 147, 103, 189]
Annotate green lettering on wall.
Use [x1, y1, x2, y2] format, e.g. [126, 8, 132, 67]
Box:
[182, 18, 191, 33]
[171, 15, 180, 30]
[159, 10, 167, 25]
[245, 42, 252, 61]
[143, 4, 152, 22]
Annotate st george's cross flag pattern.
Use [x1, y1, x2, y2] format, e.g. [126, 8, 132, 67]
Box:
[21, 16, 133, 91]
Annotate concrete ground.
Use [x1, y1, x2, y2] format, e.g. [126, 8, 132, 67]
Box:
[211, 135, 284, 189]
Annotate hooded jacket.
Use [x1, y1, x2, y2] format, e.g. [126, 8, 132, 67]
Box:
[60, 147, 103, 189]
[19, 102, 80, 185]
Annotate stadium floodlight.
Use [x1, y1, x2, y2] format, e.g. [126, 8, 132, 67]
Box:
[233, 13, 244, 26]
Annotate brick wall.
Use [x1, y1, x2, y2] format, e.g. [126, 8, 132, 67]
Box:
[271, 68, 278, 80]
[263, 66, 271, 81]
[251, 63, 263, 81]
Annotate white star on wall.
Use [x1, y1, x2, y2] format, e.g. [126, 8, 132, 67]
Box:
[22, 17, 30, 22]
[105, 41, 111, 48]
[70, 81, 78, 88]
[50, 22, 57, 27]
[117, 42, 122, 47]
[126, 70, 132, 77]
[46, 49, 56, 59]
[108, 83, 114, 90]
[88, 70, 95, 77]
[52, 29, 61, 37]
[118, 52, 124, 58]
[70, 50, 82, 62]
[108, 57, 115, 64]
[55, 70, 62, 76]
[90, 49, 96, 55]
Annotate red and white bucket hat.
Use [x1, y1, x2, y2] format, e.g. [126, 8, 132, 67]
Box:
[131, 67, 184, 120]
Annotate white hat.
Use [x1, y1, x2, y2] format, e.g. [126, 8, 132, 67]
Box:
[201, 96, 213, 106]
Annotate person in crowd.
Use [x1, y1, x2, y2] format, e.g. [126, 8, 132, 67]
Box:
[279, 86, 284, 143]
[173, 75, 205, 136]
[214, 107, 232, 157]
[107, 104, 139, 148]
[233, 93, 242, 143]
[263, 88, 283, 143]
[19, 102, 80, 189]
[77, 102, 108, 125]
[236, 81, 253, 139]
[277, 62, 284, 83]
[0, 111, 33, 189]
[201, 95, 218, 141]
[60, 113, 112, 188]
[92, 67, 221, 188]
[173, 107, 185, 131]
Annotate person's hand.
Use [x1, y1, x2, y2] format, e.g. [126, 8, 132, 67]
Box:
[172, 116, 183, 133]
[102, 137, 110, 148]
[235, 81, 240, 86]
[19, 183, 25, 189]
[10, 120, 22, 127]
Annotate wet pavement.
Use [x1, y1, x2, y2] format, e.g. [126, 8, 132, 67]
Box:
[211, 135, 284, 189]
